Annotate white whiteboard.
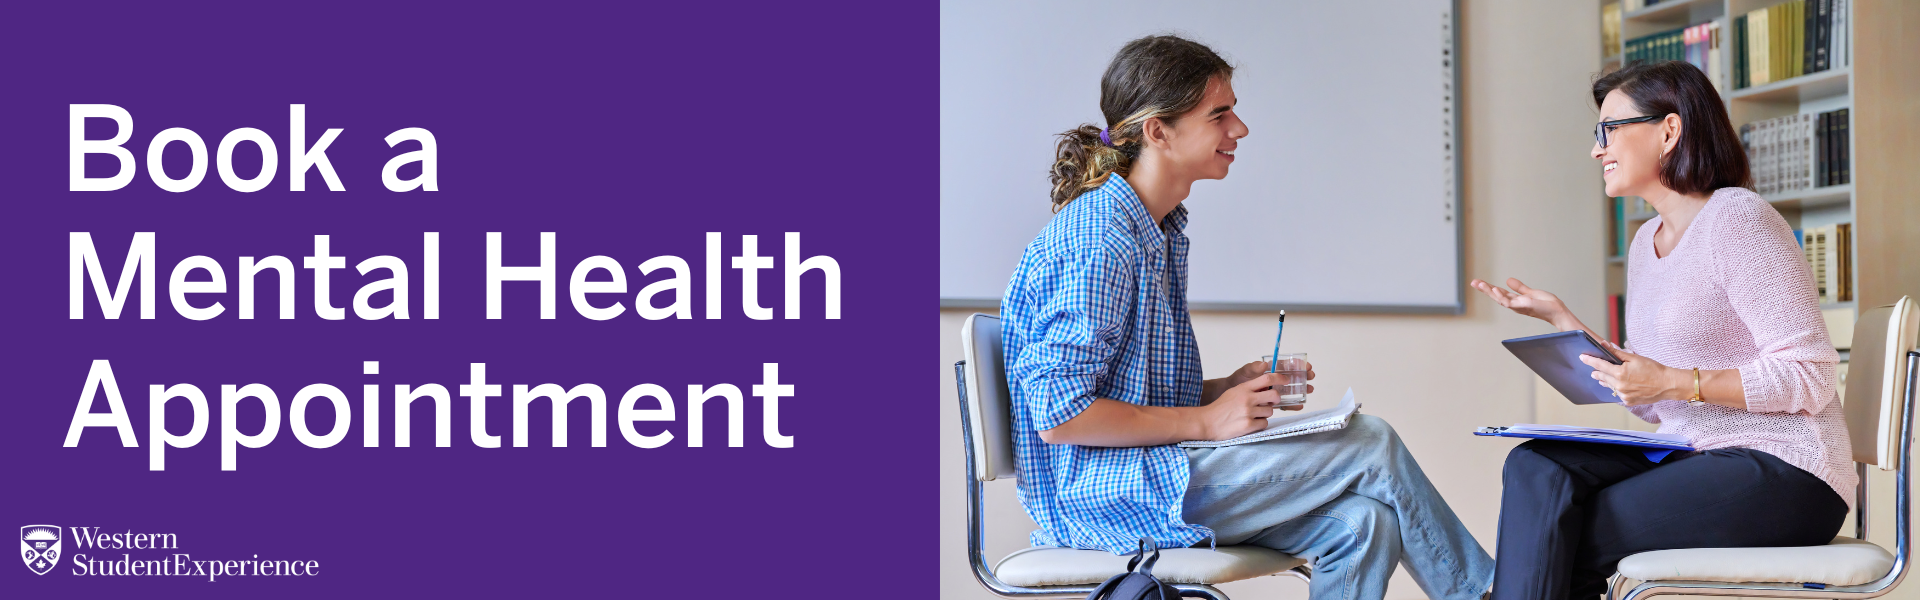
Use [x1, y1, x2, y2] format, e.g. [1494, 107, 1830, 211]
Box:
[940, 0, 1463, 313]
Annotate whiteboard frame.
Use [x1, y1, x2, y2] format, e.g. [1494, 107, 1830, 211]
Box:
[938, 0, 1466, 315]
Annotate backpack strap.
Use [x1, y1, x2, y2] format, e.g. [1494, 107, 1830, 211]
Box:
[1125, 538, 1154, 572]
[1137, 545, 1163, 575]
[1090, 542, 1175, 600]
[1125, 538, 1167, 575]
[1083, 572, 1129, 600]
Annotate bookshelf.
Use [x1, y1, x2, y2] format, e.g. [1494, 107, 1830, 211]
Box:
[1766, 182, 1850, 209]
[1624, 0, 1722, 22]
[1587, 0, 1920, 573]
[1726, 66, 1847, 102]
[1595, 0, 1914, 351]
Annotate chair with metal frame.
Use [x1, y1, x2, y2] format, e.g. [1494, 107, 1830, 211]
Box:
[1609, 296, 1920, 600]
[954, 312, 1312, 600]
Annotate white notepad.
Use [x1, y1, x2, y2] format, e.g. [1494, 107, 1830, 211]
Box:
[1179, 388, 1360, 448]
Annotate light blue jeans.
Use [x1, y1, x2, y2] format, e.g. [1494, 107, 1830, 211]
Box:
[1183, 414, 1494, 600]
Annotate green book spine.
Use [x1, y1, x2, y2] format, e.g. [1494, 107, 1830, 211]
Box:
[1774, 0, 1789, 78]
[1736, 15, 1748, 88]
[1774, 4, 1785, 82]
[1786, 1, 1797, 78]
[1795, 0, 1807, 78]
[1803, 0, 1813, 74]
[1616, 198, 1629, 257]
[1789, 1, 1802, 78]
[1770, 4, 1780, 82]
[1769, 5, 1779, 78]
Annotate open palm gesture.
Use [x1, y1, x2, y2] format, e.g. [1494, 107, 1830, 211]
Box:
[1469, 277, 1572, 327]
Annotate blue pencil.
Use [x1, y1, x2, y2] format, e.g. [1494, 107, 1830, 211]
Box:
[1268, 310, 1286, 373]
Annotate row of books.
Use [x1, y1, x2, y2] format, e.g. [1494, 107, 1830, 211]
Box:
[1739, 108, 1849, 196]
[1733, 0, 1849, 90]
[1623, 22, 1723, 91]
[1796, 223, 1852, 303]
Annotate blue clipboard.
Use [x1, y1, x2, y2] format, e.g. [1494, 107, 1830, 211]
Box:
[1474, 427, 1695, 462]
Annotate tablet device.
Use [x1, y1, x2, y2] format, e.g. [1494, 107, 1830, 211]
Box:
[1501, 330, 1624, 405]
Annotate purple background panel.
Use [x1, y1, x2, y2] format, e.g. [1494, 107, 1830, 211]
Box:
[0, 1, 938, 596]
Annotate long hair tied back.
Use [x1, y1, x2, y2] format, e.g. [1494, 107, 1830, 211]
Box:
[1048, 35, 1233, 212]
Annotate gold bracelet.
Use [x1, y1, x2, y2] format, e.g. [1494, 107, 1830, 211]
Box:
[1687, 367, 1705, 406]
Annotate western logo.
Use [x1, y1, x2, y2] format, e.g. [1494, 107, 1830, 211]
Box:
[21, 525, 61, 575]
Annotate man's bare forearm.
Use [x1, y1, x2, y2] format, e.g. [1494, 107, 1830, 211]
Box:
[1039, 398, 1206, 447]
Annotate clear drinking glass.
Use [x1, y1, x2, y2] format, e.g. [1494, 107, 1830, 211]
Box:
[1261, 352, 1311, 405]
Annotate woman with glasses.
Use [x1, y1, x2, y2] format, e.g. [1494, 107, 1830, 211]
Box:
[1469, 60, 1851, 600]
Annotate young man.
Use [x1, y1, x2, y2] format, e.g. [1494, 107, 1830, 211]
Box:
[1002, 35, 1493, 600]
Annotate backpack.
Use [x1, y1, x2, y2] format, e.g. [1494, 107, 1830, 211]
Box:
[1085, 540, 1180, 600]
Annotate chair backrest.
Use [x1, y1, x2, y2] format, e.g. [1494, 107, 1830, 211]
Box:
[960, 313, 1017, 482]
[1845, 296, 1919, 470]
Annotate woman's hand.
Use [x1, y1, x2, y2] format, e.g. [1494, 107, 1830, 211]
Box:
[1470, 278, 1573, 328]
[1579, 348, 1687, 406]
[1197, 373, 1302, 441]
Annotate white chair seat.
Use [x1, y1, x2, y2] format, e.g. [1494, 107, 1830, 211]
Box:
[995, 546, 1305, 586]
[1617, 536, 1894, 587]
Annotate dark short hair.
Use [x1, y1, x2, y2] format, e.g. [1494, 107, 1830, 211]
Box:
[1592, 61, 1751, 195]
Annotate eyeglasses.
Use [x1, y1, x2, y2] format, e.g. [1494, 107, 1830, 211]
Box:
[1593, 114, 1666, 148]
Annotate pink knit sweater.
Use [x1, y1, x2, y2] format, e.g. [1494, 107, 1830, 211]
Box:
[1624, 187, 1854, 505]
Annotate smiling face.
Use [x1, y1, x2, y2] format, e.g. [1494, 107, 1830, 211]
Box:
[1153, 76, 1248, 182]
[1593, 89, 1681, 198]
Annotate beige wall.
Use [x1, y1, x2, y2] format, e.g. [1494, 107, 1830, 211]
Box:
[940, 1, 1914, 599]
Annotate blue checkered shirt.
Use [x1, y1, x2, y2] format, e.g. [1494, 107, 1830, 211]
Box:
[1000, 175, 1211, 553]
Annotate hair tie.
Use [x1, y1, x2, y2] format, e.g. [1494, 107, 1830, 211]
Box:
[1099, 128, 1112, 146]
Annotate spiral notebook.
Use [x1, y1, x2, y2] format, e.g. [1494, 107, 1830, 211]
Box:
[1179, 388, 1359, 448]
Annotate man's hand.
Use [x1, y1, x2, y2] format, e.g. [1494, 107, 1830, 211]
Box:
[1198, 373, 1288, 441]
[1202, 360, 1269, 405]
[1203, 360, 1315, 406]
[1223, 360, 1268, 390]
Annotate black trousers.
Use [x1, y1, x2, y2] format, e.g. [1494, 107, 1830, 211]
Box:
[1491, 440, 1848, 600]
